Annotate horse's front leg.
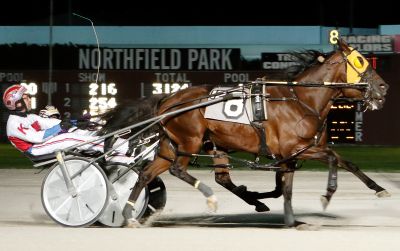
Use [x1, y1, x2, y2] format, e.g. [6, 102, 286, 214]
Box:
[320, 155, 338, 210]
[320, 149, 390, 209]
[338, 156, 390, 197]
[282, 169, 295, 227]
[303, 147, 390, 210]
[281, 162, 309, 229]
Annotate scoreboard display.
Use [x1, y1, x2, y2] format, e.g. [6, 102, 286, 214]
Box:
[327, 102, 361, 143]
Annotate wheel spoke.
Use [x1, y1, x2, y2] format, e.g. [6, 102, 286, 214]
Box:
[65, 197, 74, 222]
[76, 197, 83, 221]
[53, 195, 72, 214]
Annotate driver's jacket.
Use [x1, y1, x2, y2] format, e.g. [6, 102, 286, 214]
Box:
[6, 113, 61, 152]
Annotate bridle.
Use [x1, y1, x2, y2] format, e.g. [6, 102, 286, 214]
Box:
[325, 48, 376, 111]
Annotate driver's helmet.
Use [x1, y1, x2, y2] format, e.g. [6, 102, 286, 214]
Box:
[39, 105, 61, 119]
[2, 84, 27, 110]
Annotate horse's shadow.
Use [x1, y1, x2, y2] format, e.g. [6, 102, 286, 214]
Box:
[150, 212, 341, 228]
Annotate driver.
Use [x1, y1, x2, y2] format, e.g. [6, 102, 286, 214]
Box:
[3, 84, 134, 163]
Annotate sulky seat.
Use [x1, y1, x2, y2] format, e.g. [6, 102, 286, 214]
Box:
[24, 152, 56, 163]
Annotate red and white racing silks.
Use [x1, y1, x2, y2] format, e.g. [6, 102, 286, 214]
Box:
[6, 113, 131, 160]
[7, 114, 61, 151]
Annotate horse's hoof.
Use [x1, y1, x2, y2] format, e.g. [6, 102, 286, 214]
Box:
[139, 209, 163, 226]
[255, 203, 270, 212]
[320, 195, 330, 211]
[206, 195, 218, 213]
[376, 190, 391, 198]
[295, 222, 319, 231]
[124, 218, 142, 228]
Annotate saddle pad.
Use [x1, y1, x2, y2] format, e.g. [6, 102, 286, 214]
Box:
[204, 87, 252, 125]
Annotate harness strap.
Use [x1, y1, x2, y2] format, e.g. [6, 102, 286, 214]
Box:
[214, 169, 231, 174]
[207, 163, 232, 169]
[157, 153, 175, 163]
[313, 118, 327, 145]
[176, 151, 198, 157]
[251, 121, 273, 158]
[156, 130, 179, 163]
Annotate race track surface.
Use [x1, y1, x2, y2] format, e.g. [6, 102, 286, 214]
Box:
[0, 169, 399, 251]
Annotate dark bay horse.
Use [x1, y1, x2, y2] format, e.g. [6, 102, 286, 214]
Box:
[103, 40, 390, 228]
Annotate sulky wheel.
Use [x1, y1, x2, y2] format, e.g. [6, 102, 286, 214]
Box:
[98, 164, 149, 227]
[41, 157, 109, 227]
[139, 176, 167, 224]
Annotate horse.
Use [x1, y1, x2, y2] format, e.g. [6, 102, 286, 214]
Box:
[101, 39, 390, 228]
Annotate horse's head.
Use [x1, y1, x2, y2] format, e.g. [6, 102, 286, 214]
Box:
[327, 39, 389, 110]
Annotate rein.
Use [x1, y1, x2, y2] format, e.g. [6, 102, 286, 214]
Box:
[160, 86, 245, 113]
[160, 81, 368, 115]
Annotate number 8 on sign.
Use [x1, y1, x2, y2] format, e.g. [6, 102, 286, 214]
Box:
[329, 30, 339, 44]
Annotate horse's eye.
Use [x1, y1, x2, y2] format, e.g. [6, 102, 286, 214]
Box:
[354, 56, 364, 68]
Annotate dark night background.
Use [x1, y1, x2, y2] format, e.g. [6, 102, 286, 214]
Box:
[0, 0, 398, 27]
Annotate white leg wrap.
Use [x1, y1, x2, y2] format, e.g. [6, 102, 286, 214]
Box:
[124, 218, 141, 228]
[206, 195, 218, 213]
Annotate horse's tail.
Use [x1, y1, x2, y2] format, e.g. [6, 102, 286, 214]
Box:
[97, 94, 168, 136]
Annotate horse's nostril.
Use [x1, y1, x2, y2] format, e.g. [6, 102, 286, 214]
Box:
[380, 83, 387, 90]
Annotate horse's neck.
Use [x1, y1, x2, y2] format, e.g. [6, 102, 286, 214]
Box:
[294, 69, 341, 119]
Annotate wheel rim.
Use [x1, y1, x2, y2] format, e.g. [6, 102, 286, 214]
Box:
[42, 158, 108, 227]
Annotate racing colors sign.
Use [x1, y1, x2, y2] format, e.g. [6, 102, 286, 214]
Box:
[341, 35, 394, 53]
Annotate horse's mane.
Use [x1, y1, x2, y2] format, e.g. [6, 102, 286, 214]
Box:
[97, 94, 168, 135]
[284, 50, 335, 80]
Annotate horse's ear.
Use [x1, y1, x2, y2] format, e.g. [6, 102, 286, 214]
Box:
[337, 39, 352, 55]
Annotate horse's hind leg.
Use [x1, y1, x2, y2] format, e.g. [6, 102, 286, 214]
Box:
[123, 157, 172, 226]
[211, 150, 270, 212]
[169, 141, 218, 212]
[123, 138, 175, 226]
[255, 170, 284, 199]
[169, 162, 218, 212]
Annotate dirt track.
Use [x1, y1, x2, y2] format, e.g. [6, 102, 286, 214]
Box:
[0, 169, 399, 251]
